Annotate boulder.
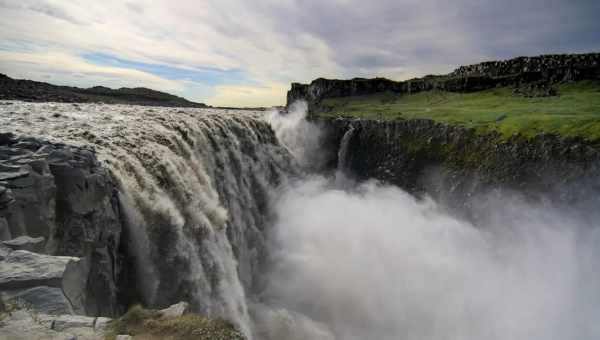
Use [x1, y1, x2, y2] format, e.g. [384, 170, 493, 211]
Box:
[2, 235, 45, 252]
[159, 301, 190, 319]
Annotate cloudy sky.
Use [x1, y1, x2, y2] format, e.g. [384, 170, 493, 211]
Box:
[1, 0, 598, 106]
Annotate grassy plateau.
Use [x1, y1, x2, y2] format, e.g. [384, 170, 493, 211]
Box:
[317, 81, 600, 140]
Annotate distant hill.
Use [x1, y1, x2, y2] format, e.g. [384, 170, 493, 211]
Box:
[0, 74, 208, 108]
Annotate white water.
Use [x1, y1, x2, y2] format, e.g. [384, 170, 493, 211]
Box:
[337, 124, 355, 171]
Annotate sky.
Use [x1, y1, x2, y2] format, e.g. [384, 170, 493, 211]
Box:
[0, 0, 599, 107]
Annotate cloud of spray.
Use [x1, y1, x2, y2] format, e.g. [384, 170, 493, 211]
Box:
[266, 101, 327, 170]
[259, 108, 600, 340]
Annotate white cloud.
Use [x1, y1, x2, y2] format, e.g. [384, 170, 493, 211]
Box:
[0, 51, 183, 92]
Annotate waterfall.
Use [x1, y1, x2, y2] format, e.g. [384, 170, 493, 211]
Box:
[1, 102, 295, 338]
[337, 125, 355, 171]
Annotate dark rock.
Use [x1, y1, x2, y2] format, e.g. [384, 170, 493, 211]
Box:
[317, 116, 600, 212]
[1, 286, 73, 315]
[0, 136, 124, 317]
[0, 170, 29, 181]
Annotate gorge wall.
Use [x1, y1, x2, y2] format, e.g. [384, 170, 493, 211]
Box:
[315, 117, 600, 215]
[288, 53, 600, 112]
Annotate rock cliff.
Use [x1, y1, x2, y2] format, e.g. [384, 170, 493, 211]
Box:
[0, 133, 123, 317]
[317, 117, 600, 213]
[287, 53, 600, 111]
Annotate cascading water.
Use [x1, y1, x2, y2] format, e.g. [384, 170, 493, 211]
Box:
[337, 125, 355, 171]
[0, 101, 295, 338]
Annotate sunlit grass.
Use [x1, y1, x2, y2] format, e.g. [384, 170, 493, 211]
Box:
[105, 305, 245, 340]
[317, 80, 600, 140]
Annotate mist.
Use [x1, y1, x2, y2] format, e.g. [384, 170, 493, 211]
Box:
[257, 106, 600, 340]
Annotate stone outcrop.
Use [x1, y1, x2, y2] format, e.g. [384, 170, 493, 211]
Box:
[319, 117, 600, 211]
[0, 133, 124, 317]
[287, 53, 600, 110]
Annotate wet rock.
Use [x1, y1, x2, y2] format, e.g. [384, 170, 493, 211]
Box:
[2, 235, 45, 252]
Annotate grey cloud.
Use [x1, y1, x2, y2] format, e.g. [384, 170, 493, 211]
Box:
[247, 0, 600, 80]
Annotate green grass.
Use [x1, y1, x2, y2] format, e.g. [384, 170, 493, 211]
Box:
[105, 305, 245, 340]
[317, 81, 600, 140]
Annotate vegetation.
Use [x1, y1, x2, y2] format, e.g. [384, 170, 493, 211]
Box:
[317, 81, 600, 140]
[105, 305, 245, 340]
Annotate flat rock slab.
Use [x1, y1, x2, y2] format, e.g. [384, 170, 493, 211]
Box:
[2, 235, 45, 252]
[2, 286, 73, 315]
[0, 250, 79, 290]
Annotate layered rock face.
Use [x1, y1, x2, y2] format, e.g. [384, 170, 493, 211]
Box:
[0, 133, 123, 317]
[321, 117, 600, 211]
[287, 53, 600, 110]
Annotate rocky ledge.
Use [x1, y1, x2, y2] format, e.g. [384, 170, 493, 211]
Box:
[0, 133, 123, 317]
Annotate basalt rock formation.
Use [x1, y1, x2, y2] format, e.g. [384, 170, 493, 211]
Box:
[317, 117, 600, 216]
[0, 133, 123, 317]
[287, 53, 600, 111]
